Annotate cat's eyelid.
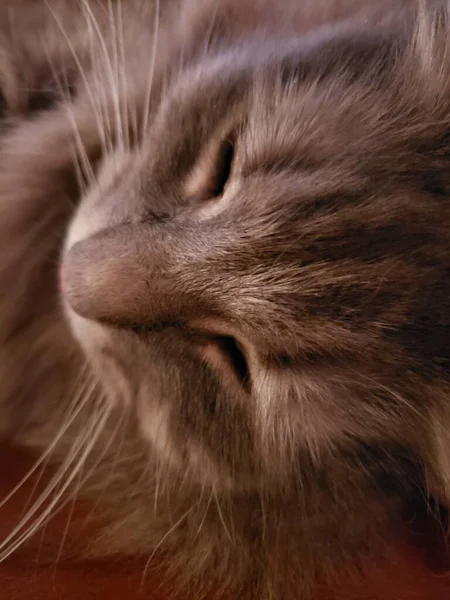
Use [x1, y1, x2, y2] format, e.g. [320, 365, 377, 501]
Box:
[184, 123, 238, 204]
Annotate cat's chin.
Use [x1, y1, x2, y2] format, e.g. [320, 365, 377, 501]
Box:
[61, 307, 130, 408]
[59, 301, 254, 491]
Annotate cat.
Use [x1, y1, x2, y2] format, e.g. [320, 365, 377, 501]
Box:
[0, 0, 449, 598]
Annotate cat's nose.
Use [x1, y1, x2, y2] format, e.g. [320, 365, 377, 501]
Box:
[61, 224, 205, 326]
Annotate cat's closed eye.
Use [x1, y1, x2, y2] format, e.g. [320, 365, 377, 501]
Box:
[186, 131, 236, 202]
[206, 137, 235, 199]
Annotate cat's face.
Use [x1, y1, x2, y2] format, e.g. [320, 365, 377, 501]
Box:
[61, 18, 450, 492]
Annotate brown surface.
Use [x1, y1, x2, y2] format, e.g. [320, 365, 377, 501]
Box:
[0, 443, 450, 599]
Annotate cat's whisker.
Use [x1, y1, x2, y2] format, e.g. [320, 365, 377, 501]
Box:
[0, 405, 100, 560]
[140, 503, 195, 586]
[40, 40, 93, 193]
[0, 397, 112, 563]
[153, 457, 166, 520]
[0, 379, 101, 546]
[43, 0, 108, 157]
[47, 62, 96, 191]
[0, 367, 93, 511]
[106, 0, 128, 152]
[51, 456, 84, 574]
[64, 104, 97, 192]
[5, 399, 126, 560]
[51, 408, 129, 569]
[66, 405, 130, 534]
[112, 0, 131, 152]
[80, 0, 124, 155]
[141, 0, 160, 141]
[12, 372, 93, 525]
[119, 0, 139, 148]
[212, 486, 233, 544]
[85, 4, 113, 158]
[193, 486, 214, 543]
[72, 145, 89, 198]
[153, 458, 161, 517]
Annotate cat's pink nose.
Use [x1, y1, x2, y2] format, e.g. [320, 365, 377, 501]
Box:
[61, 225, 205, 326]
[61, 230, 153, 324]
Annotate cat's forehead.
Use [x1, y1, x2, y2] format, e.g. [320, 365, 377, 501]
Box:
[146, 25, 401, 174]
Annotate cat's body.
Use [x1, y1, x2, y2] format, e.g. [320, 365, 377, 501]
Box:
[0, 1, 449, 598]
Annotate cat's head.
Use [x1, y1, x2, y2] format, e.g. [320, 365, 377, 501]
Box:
[57, 3, 450, 495]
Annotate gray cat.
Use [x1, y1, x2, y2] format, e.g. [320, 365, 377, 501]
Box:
[0, 1, 449, 598]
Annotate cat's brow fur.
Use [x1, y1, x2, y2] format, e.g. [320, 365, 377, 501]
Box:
[0, 1, 449, 599]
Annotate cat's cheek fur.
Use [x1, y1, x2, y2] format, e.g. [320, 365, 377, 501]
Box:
[137, 383, 233, 488]
[62, 310, 130, 409]
[137, 397, 180, 468]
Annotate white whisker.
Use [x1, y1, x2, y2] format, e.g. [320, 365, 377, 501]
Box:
[193, 487, 214, 542]
[0, 395, 110, 562]
[212, 486, 233, 544]
[4, 403, 124, 559]
[80, 0, 124, 154]
[43, 0, 107, 154]
[84, 2, 113, 156]
[52, 458, 84, 573]
[66, 405, 130, 534]
[42, 42, 96, 192]
[142, 0, 160, 140]
[110, 0, 130, 151]
[0, 370, 94, 511]
[140, 503, 195, 586]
